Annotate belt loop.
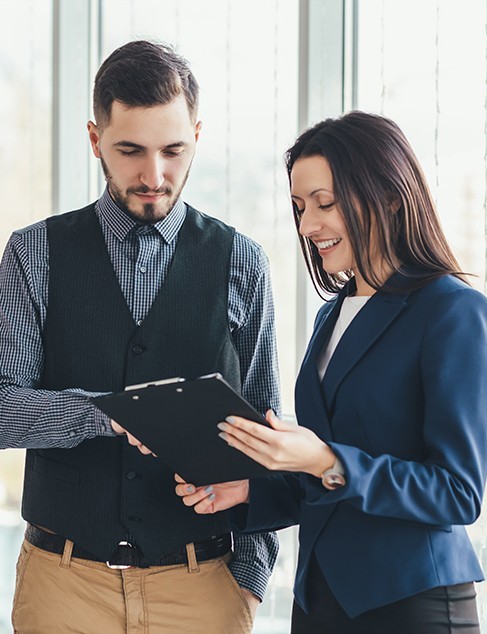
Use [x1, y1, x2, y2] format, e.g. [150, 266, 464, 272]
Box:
[60, 538, 74, 569]
[185, 543, 199, 574]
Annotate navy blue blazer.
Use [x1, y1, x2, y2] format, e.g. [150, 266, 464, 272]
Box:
[238, 273, 487, 617]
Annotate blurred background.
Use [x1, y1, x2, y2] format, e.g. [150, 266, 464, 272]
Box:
[0, 0, 486, 631]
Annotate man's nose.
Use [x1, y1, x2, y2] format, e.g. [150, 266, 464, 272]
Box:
[140, 155, 165, 191]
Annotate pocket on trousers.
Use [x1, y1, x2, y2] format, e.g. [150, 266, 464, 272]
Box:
[218, 558, 254, 624]
[11, 540, 33, 625]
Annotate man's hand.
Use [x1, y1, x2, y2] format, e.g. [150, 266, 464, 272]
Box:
[111, 419, 156, 456]
[240, 588, 260, 619]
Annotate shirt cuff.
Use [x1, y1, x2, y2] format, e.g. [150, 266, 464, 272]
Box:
[228, 532, 279, 601]
[93, 407, 116, 437]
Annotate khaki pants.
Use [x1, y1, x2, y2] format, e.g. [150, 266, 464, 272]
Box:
[12, 539, 254, 633]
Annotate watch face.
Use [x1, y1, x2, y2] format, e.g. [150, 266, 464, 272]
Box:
[322, 472, 346, 490]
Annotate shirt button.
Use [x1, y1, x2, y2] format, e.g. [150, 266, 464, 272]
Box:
[68, 430, 77, 437]
[126, 471, 137, 480]
[139, 266, 147, 274]
[132, 345, 145, 355]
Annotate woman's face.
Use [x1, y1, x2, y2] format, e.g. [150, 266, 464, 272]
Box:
[291, 155, 355, 276]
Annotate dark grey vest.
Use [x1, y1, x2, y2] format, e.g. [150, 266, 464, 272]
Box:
[21, 203, 241, 563]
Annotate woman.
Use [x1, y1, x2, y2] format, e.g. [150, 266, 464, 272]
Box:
[176, 112, 487, 633]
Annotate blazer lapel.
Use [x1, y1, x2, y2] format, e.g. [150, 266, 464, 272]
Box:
[295, 289, 348, 440]
[323, 290, 410, 413]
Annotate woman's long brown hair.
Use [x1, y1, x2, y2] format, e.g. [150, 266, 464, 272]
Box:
[286, 111, 468, 298]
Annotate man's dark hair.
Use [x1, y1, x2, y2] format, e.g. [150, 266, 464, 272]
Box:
[93, 40, 199, 127]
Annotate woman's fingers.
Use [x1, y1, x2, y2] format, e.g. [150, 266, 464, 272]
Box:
[218, 416, 272, 446]
[265, 409, 291, 430]
[174, 481, 216, 514]
[218, 427, 278, 468]
[181, 485, 215, 507]
[174, 481, 197, 497]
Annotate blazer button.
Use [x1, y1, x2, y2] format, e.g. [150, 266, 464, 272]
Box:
[126, 470, 137, 480]
[131, 344, 145, 355]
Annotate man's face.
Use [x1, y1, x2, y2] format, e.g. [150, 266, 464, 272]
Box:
[88, 96, 201, 223]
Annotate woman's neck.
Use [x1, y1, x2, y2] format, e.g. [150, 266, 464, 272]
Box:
[353, 272, 376, 297]
[353, 262, 395, 296]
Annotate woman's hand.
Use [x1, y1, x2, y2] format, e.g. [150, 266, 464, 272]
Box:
[174, 473, 249, 514]
[217, 410, 335, 478]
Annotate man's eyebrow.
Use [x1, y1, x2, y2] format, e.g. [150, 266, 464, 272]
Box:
[164, 142, 186, 149]
[113, 141, 145, 150]
[112, 141, 187, 150]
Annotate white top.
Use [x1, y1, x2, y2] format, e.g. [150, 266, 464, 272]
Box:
[317, 295, 371, 381]
[317, 295, 371, 485]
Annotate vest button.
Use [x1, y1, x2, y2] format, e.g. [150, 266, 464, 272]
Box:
[131, 344, 145, 355]
[126, 470, 137, 480]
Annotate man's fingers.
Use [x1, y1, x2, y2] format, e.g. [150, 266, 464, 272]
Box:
[111, 419, 126, 434]
[137, 445, 155, 456]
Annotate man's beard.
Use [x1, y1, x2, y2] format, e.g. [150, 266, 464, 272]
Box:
[100, 157, 190, 224]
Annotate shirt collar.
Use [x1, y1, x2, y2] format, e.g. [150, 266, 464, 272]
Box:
[95, 186, 186, 243]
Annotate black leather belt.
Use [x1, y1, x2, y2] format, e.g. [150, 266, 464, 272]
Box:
[25, 523, 232, 568]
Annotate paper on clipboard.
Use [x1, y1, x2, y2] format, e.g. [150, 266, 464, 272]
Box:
[90, 373, 275, 485]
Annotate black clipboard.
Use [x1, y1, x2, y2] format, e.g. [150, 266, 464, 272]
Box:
[90, 373, 275, 485]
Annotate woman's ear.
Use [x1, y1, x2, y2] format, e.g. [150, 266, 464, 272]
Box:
[387, 192, 401, 213]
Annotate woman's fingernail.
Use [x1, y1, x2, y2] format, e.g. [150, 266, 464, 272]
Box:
[217, 422, 226, 431]
[204, 486, 213, 494]
[186, 485, 195, 494]
[226, 416, 237, 424]
[208, 493, 216, 502]
[218, 432, 228, 441]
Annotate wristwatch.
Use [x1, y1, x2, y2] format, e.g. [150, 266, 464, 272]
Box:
[321, 458, 346, 490]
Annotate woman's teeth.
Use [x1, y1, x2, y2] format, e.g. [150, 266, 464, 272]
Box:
[316, 238, 341, 250]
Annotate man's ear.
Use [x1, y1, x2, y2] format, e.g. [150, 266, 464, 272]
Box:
[194, 120, 202, 143]
[87, 121, 101, 158]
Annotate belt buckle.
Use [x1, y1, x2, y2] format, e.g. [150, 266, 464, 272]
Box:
[106, 540, 136, 570]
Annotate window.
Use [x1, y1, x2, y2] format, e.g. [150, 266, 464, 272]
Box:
[0, 2, 53, 630]
[0, 2, 486, 632]
[100, 3, 300, 628]
[355, 0, 487, 627]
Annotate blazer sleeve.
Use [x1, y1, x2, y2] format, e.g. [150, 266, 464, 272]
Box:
[305, 286, 487, 527]
[231, 473, 302, 533]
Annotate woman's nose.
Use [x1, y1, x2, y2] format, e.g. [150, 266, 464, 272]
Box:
[298, 207, 320, 237]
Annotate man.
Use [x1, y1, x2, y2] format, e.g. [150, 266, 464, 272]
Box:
[0, 40, 280, 633]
